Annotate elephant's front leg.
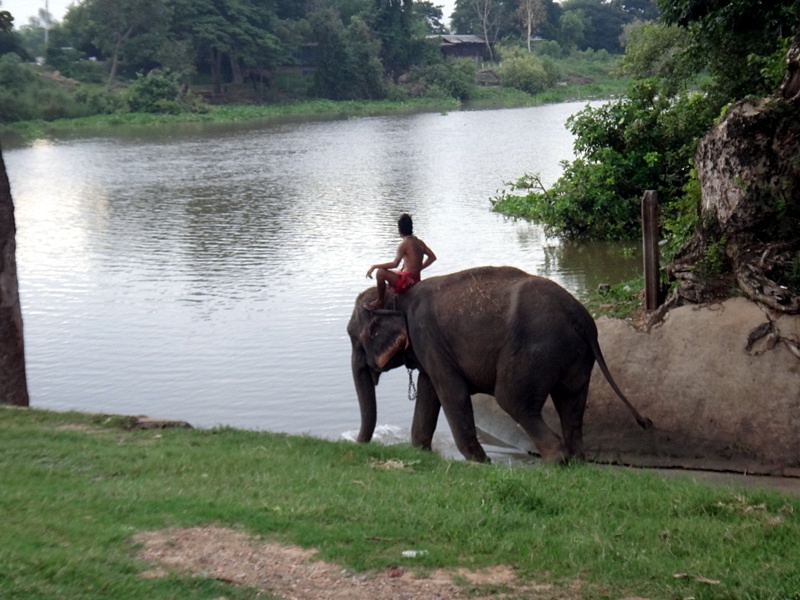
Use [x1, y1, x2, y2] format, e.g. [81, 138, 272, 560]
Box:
[411, 371, 441, 451]
[436, 378, 489, 463]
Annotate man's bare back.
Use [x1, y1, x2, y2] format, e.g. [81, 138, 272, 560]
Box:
[364, 214, 436, 310]
[393, 235, 432, 279]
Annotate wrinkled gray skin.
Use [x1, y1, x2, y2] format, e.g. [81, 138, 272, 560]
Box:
[347, 266, 652, 463]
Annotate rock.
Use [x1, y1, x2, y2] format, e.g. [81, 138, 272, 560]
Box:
[133, 416, 193, 430]
[575, 298, 800, 474]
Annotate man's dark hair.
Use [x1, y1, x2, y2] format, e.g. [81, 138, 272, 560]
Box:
[398, 213, 413, 236]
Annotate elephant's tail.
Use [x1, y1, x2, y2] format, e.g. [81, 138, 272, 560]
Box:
[591, 339, 653, 430]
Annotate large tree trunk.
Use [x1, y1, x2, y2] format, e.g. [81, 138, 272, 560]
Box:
[664, 34, 800, 320]
[106, 26, 134, 89]
[0, 146, 29, 406]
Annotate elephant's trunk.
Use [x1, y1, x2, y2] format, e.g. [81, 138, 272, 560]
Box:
[352, 348, 377, 443]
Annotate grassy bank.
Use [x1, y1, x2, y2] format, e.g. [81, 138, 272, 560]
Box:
[0, 79, 627, 143]
[1, 406, 798, 599]
[0, 98, 461, 143]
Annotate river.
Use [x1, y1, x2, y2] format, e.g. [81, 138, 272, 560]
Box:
[4, 102, 641, 447]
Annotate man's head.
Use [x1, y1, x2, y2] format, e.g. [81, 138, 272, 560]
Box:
[398, 213, 413, 236]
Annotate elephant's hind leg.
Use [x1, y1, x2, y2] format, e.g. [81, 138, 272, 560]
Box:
[551, 380, 589, 461]
[494, 382, 566, 464]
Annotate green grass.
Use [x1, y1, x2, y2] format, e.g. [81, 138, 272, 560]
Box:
[1, 406, 798, 599]
[582, 277, 646, 320]
[0, 97, 461, 142]
[0, 78, 625, 143]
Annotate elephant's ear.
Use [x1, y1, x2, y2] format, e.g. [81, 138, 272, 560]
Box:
[365, 313, 409, 370]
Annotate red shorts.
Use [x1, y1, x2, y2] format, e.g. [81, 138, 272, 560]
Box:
[393, 270, 419, 293]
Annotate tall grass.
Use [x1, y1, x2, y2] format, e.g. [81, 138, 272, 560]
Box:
[1, 407, 798, 599]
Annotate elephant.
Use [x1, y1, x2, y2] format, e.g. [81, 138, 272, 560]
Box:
[347, 266, 652, 463]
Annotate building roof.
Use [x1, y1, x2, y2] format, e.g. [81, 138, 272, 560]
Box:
[427, 34, 487, 46]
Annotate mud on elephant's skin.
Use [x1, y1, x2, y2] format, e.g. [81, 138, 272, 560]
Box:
[347, 266, 652, 463]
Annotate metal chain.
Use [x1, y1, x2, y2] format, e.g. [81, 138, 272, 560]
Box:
[407, 368, 417, 401]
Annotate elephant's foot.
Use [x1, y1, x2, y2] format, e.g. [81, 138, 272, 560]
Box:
[459, 441, 490, 463]
[536, 442, 569, 465]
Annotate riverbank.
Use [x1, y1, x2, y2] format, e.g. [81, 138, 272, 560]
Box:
[2, 405, 798, 599]
[0, 81, 626, 144]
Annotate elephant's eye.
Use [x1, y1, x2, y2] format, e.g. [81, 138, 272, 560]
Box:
[368, 322, 378, 339]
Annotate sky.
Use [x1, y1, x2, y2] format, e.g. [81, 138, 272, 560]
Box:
[4, 0, 457, 29]
[440, 0, 457, 25]
[3, 0, 72, 26]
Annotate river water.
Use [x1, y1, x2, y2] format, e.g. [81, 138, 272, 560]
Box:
[4, 102, 641, 446]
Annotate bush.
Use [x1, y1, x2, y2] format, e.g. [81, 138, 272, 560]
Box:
[534, 40, 564, 59]
[125, 71, 181, 113]
[406, 58, 476, 101]
[73, 87, 123, 115]
[499, 53, 556, 95]
[0, 54, 83, 123]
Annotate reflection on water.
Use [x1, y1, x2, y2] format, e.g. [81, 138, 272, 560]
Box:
[5, 103, 640, 444]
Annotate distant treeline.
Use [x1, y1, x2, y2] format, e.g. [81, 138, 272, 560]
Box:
[1, 0, 653, 98]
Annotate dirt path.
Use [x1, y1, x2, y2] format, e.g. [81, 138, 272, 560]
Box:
[134, 526, 584, 600]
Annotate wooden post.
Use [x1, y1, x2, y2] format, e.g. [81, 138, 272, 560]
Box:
[642, 191, 660, 311]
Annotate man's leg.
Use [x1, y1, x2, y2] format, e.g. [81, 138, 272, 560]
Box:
[366, 268, 400, 309]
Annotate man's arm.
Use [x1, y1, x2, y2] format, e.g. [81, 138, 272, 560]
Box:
[366, 244, 404, 279]
[421, 243, 436, 271]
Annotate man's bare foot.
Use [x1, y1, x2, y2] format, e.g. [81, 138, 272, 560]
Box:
[364, 299, 383, 311]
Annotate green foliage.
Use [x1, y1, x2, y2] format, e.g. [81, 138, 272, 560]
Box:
[0, 9, 12, 33]
[533, 39, 564, 58]
[406, 57, 477, 100]
[657, 0, 800, 102]
[582, 276, 645, 319]
[310, 10, 386, 101]
[2, 408, 799, 600]
[73, 85, 124, 114]
[498, 50, 558, 95]
[0, 54, 95, 123]
[700, 234, 730, 277]
[560, 0, 632, 53]
[775, 251, 800, 293]
[619, 20, 694, 94]
[125, 71, 183, 114]
[661, 167, 700, 257]
[493, 80, 716, 241]
[372, 0, 414, 80]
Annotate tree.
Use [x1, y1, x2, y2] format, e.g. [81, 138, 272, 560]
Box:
[657, 0, 800, 102]
[611, 0, 659, 21]
[414, 0, 448, 33]
[0, 11, 11, 32]
[463, 0, 501, 59]
[372, 0, 414, 80]
[560, 0, 631, 52]
[619, 20, 693, 94]
[558, 9, 586, 50]
[169, 0, 231, 95]
[654, 2, 800, 316]
[310, 8, 385, 99]
[0, 4, 27, 58]
[68, 0, 171, 88]
[518, 0, 546, 52]
[0, 146, 29, 407]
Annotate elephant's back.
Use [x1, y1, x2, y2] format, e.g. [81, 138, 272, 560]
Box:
[417, 266, 530, 316]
